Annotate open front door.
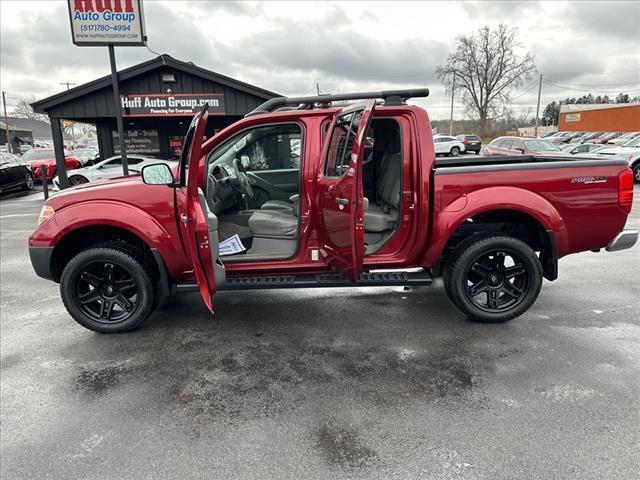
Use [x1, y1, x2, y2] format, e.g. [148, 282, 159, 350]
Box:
[177, 105, 218, 312]
[316, 100, 375, 281]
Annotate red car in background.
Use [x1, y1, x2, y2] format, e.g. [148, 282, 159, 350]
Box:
[484, 136, 566, 156]
[20, 148, 81, 181]
[593, 132, 623, 144]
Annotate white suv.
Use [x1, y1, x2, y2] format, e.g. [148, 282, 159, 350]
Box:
[433, 135, 466, 157]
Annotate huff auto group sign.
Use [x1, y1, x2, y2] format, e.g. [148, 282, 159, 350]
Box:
[67, 0, 147, 46]
[120, 94, 226, 117]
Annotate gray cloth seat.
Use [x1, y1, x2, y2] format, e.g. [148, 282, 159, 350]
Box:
[363, 152, 401, 232]
[261, 194, 299, 214]
[248, 210, 298, 237]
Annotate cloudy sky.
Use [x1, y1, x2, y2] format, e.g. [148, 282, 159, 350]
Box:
[1, 0, 639, 119]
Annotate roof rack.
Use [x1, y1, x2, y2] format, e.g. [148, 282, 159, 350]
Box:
[245, 88, 429, 117]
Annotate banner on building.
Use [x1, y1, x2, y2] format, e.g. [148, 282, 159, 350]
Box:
[120, 94, 226, 117]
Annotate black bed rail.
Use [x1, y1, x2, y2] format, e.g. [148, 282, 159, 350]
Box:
[246, 88, 430, 117]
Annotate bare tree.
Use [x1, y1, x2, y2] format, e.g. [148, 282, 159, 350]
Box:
[436, 25, 536, 135]
[11, 96, 50, 123]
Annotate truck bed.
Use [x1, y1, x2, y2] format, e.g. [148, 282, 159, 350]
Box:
[434, 154, 625, 170]
[431, 154, 630, 259]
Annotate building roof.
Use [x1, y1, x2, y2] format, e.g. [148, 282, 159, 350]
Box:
[5, 117, 72, 140]
[32, 54, 279, 113]
[0, 120, 32, 133]
[560, 102, 640, 113]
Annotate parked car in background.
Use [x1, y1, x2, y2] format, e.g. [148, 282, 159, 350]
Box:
[579, 132, 604, 143]
[70, 147, 100, 166]
[607, 131, 640, 146]
[557, 131, 587, 144]
[20, 148, 81, 181]
[560, 143, 604, 155]
[19, 144, 33, 154]
[484, 136, 565, 156]
[592, 135, 640, 182]
[540, 132, 557, 138]
[593, 132, 623, 144]
[433, 135, 465, 156]
[0, 152, 33, 193]
[53, 155, 177, 189]
[456, 134, 482, 154]
[548, 131, 572, 143]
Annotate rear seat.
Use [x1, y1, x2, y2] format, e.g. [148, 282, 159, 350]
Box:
[363, 152, 401, 232]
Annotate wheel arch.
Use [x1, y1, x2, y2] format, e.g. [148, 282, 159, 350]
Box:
[425, 186, 568, 280]
[47, 202, 180, 285]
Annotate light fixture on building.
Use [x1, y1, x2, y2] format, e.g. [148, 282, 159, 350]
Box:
[161, 73, 176, 83]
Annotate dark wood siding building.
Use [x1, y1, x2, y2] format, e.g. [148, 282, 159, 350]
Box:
[32, 55, 278, 171]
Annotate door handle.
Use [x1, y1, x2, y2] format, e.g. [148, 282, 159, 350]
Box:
[180, 213, 191, 224]
[335, 197, 349, 206]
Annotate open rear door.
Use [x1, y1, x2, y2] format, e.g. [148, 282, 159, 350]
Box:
[177, 105, 218, 312]
[316, 100, 375, 281]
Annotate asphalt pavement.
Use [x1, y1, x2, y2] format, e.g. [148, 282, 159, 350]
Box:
[1, 187, 639, 480]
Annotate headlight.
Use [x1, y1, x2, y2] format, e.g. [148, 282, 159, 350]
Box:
[37, 205, 55, 225]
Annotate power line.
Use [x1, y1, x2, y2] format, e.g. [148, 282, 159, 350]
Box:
[543, 80, 640, 93]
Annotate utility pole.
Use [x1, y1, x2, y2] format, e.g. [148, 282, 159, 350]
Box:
[316, 82, 320, 95]
[449, 71, 456, 136]
[60, 82, 76, 148]
[2, 91, 11, 153]
[534, 73, 542, 137]
[108, 45, 128, 176]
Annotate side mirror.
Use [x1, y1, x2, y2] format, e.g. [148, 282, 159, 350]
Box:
[515, 147, 525, 153]
[141, 163, 175, 186]
[240, 155, 251, 169]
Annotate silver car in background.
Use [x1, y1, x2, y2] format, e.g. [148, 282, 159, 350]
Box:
[52, 155, 177, 190]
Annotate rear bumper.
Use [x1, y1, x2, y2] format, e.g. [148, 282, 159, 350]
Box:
[464, 144, 481, 152]
[29, 246, 54, 281]
[606, 229, 638, 252]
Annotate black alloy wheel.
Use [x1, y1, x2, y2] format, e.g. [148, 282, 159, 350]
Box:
[444, 235, 543, 323]
[465, 250, 528, 313]
[60, 246, 155, 333]
[75, 261, 138, 324]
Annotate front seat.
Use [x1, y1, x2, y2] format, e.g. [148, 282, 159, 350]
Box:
[248, 210, 298, 237]
[261, 194, 299, 213]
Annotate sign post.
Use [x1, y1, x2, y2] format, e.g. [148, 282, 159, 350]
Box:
[67, 0, 147, 180]
[108, 44, 128, 175]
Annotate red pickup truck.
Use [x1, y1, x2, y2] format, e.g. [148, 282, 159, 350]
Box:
[28, 89, 637, 333]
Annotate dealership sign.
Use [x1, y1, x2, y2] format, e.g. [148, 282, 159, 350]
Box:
[565, 113, 581, 122]
[67, 0, 147, 46]
[113, 129, 159, 154]
[120, 94, 226, 117]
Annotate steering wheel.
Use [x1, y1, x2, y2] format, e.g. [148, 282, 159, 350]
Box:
[232, 158, 254, 199]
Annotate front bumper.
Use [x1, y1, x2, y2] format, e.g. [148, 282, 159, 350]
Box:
[606, 229, 638, 252]
[29, 246, 55, 281]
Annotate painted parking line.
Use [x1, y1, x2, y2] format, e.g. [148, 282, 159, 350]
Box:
[0, 213, 39, 219]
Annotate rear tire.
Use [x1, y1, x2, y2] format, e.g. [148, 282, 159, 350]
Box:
[22, 172, 33, 190]
[444, 235, 543, 323]
[60, 246, 156, 333]
[68, 175, 89, 186]
[450, 146, 460, 157]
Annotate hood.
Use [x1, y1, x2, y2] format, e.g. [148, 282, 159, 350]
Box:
[597, 146, 640, 155]
[26, 158, 55, 166]
[45, 174, 144, 210]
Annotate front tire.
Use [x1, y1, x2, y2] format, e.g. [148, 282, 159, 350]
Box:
[444, 235, 543, 323]
[60, 247, 156, 333]
[450, 146, 461, 157]
[633, 163, 640, 184]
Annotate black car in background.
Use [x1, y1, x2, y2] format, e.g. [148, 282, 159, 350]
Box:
[456, 134, 482, 154]
[0, 152, 33, 194]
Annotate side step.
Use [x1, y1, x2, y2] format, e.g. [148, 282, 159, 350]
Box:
[217, 270, 432, 291]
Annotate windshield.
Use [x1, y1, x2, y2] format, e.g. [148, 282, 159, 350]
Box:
[523, 140, 561, 152]
[21, 149, 55, 161]
[623, 136, 640, 147]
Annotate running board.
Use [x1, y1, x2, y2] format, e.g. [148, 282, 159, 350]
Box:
[216, 271, 432, 291]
